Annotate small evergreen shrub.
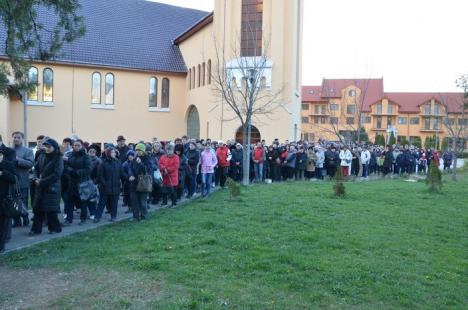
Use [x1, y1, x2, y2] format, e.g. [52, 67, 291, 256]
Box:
[426, 162, 442, 192]
[333, 166, 346, 198]
[226, 178, 241, 200]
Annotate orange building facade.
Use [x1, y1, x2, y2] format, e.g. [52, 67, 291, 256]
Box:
[301, 79, 467, 148]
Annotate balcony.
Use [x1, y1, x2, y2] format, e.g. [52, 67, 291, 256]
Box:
[371, 127, 387, 131]
[371, 112, 398, 116]
[309, 112, 330, 116]
[420, 127, 444, 132]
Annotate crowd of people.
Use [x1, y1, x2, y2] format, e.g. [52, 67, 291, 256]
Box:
[0, 132, 457, 253]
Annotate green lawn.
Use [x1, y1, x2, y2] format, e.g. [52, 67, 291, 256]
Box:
[1, 174, 467, 309]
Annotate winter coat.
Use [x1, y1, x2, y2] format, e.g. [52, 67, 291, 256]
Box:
[231, 149, 243, 166]
[33, 152, 64, 213]
[339, 150, 353, 167]
[252, 147, 264, 163]
[266, 149, 280, 166]
[0, 160, 16, 214]
[90, 156, 102, 183]
[159, 154, 180, 187]
[65, 149, 92, 194]
[97, 157, 123, 195]
[306, 149, 317, 172]
[187, 149, 200, 174]
[13, 145, 34, 189]
[442, 151, 453, 165]
[315, 150, 325, 168]
[216, 146, 231, 167]
[200, 150, 218, 174]
[0, 144, 16, 163]
[325, 150, 339, 167]
[383, 151, 394, 169]
[296, 151, 308, 170]
[361, 150, 371, 165]
[285, 151, 297, 168]
[116, 145, 130, 164]
[178, 154, 189, 188]
[128, 155, 152, 191]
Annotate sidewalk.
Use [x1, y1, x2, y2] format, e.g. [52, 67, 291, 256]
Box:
[2, 196, 196, 254]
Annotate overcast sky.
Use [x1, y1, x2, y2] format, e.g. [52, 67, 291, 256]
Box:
[153, 0, 467, 92]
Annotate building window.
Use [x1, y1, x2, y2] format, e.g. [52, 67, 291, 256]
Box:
[314, 105, 320, 114]
[192, 66, 196, 88]
[149, 77, 158, 107]
[424, 117, 431, 129]
[458, 118, 467, 126]
[444, 118, 454, 126]
[361, 115, 371, 124]
[376, 103, 382, 114]
[162, 78, 170, 108]
[302, 117, 309, 123]
[91, 72, 101, 104]
[348, 89, 356, 97]
[188, 69, 192, 89]
[376, 116, 382, 129]
[42, 68, 53, 102]
[387, 117, 393, 127]
[207, 59, 211, 84]
[433, 118, 439, 130]
[330, 117, 339, 124]
[387, 103, 393, 114]
[330, 103, 339, 112]
[198, 64, 201, 87]
[27, 67, 38, 101]
[301, 103, 309, 111]
[434, 104, 440, 115]
[105, 73, 114, 105]
[346, 117, 354, 125]
[424, 103, 431, 115]
[241, 0, 263, 56]
[202, 62, 206, 86]
[410, 117, 419, 125]
[347, 104, 356, 115]
[398, 117, 407, 125]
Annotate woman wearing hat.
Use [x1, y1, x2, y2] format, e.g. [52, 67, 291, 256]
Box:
[128, 143, 152, 220]
[30, 138, 64, 235]
[0, 145, 17, 252]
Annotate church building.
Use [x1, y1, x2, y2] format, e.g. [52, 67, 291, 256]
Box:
[0, 0, 303, 146]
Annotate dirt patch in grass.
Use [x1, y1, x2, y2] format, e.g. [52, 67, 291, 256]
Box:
[0, 266, 165, 309]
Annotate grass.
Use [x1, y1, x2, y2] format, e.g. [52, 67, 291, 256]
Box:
[1, 173, 467, 309]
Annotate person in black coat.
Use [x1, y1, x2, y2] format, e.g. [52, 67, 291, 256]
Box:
[0, 147, 17, 252]
[230, 143, 244, 182]
[266, 144, 280, 182]
[325, 146, 339, 178]
[95, 148, 123, 222]
[295, 147, 308, 180]
[30, 138, 63, 235]
[64, 140, 92, 225]
[383, 145, 394, 176]
[186, 142, 200, 198]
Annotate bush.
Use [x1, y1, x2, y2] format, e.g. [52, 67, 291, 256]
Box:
[425, 135, 440, 150]
[226, 178, 241, 200]
[333, 166, 346, 197]
[426, 162, 442, 192]
[412, 136, 422, 148]
[374, 134, 385, 146]
[389, 132, 396, 146]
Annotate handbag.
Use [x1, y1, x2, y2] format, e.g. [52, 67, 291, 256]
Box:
[78, 179, 98, 201]
[1, 177, 26, 218]
[136, 174, 153, 192]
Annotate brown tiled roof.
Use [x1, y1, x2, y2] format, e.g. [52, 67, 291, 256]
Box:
[384, 92, 465, 113]
[302, 79, 465, 113]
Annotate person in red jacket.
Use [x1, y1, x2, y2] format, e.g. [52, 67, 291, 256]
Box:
[252, 142, 264, 182]
[159, 143, 180, 207]
[216, 141, 231, 188]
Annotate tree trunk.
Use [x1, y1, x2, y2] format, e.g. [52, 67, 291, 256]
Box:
[242, 122, 252, 185]
[452, 138, 457, 181]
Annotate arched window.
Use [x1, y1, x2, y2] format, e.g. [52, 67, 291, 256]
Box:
[91, 72, 101, 104]
[43, 68, 53, 102]
[188, 69, 192, 89]
[192, 66, 196, 88]
[162, 78, 170, 108]
[27, 67, 38, 101]
[105, 73, 114, 105]
[198, 64, 201, 87]
[202, 62, 206, 86]
[149, 77, 158, 107]
[207, 60, 211, 84]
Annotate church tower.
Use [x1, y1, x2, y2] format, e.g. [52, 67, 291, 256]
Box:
[212, 0, 304, 142]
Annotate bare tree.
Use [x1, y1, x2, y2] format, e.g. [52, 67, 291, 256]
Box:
[440, 74, 468, 181]
[210, 37, 284, 185]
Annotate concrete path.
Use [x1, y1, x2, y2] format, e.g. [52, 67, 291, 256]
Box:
[2, 196, 198, 254]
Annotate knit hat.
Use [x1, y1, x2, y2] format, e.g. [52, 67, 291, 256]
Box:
[135, 143, 146, 153]
[126, 150, 135, 158]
